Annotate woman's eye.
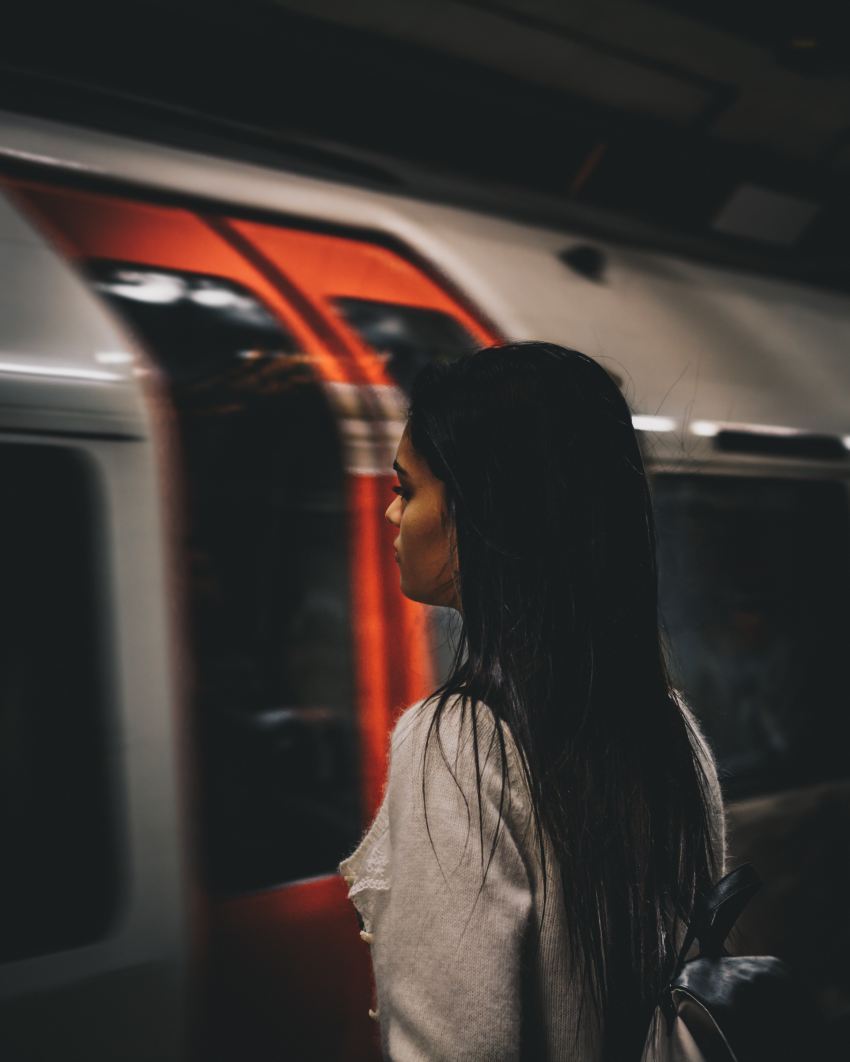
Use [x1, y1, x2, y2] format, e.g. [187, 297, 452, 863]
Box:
[391, 485, 410, 501]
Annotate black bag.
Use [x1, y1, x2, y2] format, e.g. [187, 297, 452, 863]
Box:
[641, 863, 821, 1061]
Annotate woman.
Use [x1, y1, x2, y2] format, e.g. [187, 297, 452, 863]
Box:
[339, 342, 726, 1061]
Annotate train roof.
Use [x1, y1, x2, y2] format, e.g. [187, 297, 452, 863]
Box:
[2, 108, 850, 448]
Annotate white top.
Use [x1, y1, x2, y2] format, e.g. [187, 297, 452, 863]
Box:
[339, 692, 726, 1061]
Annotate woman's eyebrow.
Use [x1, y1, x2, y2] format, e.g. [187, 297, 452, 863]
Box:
[392, 459, 410, 478]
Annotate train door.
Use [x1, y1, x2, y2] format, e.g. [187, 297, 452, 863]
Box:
[0, 189, 190, 1061]
[5, 176, 499, 1061]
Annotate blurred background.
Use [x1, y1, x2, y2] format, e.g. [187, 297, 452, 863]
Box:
[1, 2, 849, 1059]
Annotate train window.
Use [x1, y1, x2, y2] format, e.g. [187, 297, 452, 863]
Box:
[88, 261, 361, 895]
[331, 297, 478, 393]
[87, 261, 300, 376]
[654, 474, 850, 800]
[0, 444, 118, 962]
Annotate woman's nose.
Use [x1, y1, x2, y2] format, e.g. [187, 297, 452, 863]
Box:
[385, 500, 398, 525]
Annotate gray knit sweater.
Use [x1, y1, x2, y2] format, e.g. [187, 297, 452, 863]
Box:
[339, 692, 726, 1061]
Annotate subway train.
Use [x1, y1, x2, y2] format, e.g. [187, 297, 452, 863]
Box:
[1, 107, 850, 1061]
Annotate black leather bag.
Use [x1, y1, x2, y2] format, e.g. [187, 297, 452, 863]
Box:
[641, 864, 820, 1062]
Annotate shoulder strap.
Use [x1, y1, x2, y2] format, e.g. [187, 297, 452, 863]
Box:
[672, 863, 762, 978]
[659, 864, 762, 1031]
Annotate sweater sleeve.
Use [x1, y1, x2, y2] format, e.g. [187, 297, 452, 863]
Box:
[373, 697, 535, 1062]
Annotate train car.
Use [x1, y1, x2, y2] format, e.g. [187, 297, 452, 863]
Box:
[1, 107, 849, 1060]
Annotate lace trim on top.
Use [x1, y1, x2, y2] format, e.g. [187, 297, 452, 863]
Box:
[338, 793, 390, 935]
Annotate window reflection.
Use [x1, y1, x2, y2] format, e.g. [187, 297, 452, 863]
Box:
[331, 296, 477, 394]
[89, 261, 360, 894]
[655, 474, 850, 799]
[0, 445, 117, 959]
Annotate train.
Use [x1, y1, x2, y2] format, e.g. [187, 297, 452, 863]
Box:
[1, 105, 849, 1060]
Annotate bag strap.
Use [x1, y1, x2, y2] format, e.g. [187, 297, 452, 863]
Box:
[659, 863, 762, 1030]
[672, 863, 762, 978]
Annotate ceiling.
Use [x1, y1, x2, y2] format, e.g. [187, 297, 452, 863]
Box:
[3, 0, 850, 289]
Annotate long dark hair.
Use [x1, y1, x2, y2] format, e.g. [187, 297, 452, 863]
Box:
[405, 342, 719, 1060]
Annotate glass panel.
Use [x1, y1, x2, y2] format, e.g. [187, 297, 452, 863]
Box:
[87, 261, 299, 379]
[0, 445, 118, 962]
[88, 260, 360, 894]
[331, 296, 478, 394]
[654, 474, 850, 800]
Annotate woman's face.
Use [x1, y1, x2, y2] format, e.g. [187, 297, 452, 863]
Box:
[385, 423, 461, 611]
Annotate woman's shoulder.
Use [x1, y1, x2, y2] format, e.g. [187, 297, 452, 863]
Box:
[388, 691, 531, 813]
[671, 688, 727, 875]
[391, 691, 522, 768]
[671, 688, 721, 786]
[384, 692, 538, 901]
